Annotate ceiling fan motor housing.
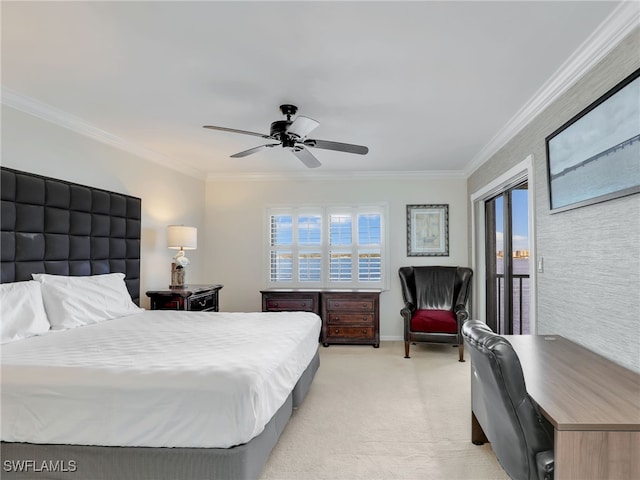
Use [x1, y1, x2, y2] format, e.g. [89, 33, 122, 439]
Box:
[270, 120, 292, 142]
[271, 104, 300, 144]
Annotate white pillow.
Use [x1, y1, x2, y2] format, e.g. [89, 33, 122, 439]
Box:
[31, 273, 143, 330]
[0, 281, 51, 344]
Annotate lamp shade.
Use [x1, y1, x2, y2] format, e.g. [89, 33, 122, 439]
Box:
[167, 225, 197, 250]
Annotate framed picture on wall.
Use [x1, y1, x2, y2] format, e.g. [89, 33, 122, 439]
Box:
[545, 68, 640, 213]
[406, 204, 449, 256]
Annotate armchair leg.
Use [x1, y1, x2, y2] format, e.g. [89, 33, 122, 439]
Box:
[458, 342, 465, 362]
[404, 341, 410, 359]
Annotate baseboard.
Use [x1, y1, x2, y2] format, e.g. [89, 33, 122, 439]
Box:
[380, 336, 403, 342]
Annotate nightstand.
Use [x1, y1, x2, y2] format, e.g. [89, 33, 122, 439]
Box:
[146, 284, 223, 312]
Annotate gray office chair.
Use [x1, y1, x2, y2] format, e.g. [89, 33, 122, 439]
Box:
[462, 320, 554, 480]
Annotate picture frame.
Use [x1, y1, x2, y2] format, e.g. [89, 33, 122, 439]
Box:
[545, 68, 640, 213]
[406, 204, 449, 256]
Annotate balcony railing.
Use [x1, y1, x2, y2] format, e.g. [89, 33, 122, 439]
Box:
[496, 273, 530, 334]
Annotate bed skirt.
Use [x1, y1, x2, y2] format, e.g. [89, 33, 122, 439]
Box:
[1, 349, 320, 480]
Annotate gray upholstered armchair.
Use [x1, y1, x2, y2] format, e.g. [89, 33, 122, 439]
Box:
[399, 266, 472, 361]
[462, 320, 554, 480]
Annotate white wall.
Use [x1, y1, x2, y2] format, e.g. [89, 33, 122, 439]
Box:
[205, 175, 469, 340]
[1, 106, 207, 308]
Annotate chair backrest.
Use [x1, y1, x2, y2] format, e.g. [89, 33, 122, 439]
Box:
[398, 266, 472, 311]
[462, 320, 553, 480]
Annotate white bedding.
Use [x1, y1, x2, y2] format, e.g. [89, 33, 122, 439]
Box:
[1, 310, 321, 449]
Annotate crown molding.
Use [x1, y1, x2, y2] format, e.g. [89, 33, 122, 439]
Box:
[206, 169, 466, 182]
[1, 87, 204, 179]
[464, 1, 640, 177]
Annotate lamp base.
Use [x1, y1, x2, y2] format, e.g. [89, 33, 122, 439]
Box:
[170, 263, 186, 289]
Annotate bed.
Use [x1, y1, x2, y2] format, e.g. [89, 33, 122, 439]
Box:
[0, 167, 321, 480]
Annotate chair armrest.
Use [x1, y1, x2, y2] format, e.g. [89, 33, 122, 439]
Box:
[400, 303, 415, 340]
[454, 303, 470, 323]
[400, 303, 415, 321]
[535, 450, 554, 480]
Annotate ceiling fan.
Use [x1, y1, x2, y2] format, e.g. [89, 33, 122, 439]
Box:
[203, 104, 368, 168]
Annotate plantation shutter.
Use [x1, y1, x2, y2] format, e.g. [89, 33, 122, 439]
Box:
[266, 205, 385, 288]
[357, 212, 382, 282]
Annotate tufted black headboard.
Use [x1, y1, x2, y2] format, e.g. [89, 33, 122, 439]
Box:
[0, 167, 142, 305]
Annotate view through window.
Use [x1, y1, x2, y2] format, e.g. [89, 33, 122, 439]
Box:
[267, 206, 385, 288]
[485, 182, 530, 334]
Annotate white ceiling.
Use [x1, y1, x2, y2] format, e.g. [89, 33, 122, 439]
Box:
[1, 1, 633, 179]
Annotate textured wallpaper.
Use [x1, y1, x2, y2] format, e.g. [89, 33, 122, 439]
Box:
[468, 27, 640, 372]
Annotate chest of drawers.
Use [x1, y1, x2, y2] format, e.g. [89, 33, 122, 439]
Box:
[260, 290, 321, 315]
[261, 289, 380, 348]
[322, 292, 379, 347]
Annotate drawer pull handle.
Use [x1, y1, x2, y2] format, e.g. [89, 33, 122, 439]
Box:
[362, 329, 367, 334]
[274, 302, 279, 307]
[362, 303, 367, 308]
[334, 329, 339, 334]
[335, 316, 340, 321]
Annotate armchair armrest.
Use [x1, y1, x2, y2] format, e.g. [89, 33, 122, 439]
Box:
[454, 303, 470, 323]
[400, 303, 415, 343]
[400, 302, 415, 321]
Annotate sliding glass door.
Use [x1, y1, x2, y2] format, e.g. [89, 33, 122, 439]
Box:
[485, 182, 530, 334]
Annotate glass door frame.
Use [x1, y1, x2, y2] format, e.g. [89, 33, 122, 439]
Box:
[485, 182, 529, 334]
[469, 155, 537, 333]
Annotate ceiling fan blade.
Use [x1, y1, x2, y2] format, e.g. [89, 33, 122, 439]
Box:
[231, 144, 279, 158]
[304, 138, 369, 155]
[287, 115, 319, 139]
[203, 125, 272, 139]
[292, 147, 322, 168]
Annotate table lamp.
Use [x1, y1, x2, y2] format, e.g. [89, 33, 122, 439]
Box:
[167, 225, 197, 288]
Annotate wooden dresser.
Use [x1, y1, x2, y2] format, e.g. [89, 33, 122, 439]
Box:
[322, 291, 379, 347]
[260, 289, 380, 348]
[261, 290, 321, 315]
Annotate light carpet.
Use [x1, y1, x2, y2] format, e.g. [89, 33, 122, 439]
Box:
[260, 341, 508, 480]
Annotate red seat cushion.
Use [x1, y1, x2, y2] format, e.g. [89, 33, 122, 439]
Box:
[410, 309, 458, 334]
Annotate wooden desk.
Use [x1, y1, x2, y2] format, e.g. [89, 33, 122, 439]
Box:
[471, 335, 640, 479]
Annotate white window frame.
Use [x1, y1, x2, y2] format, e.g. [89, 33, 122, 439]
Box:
[265, 204, 388, 289]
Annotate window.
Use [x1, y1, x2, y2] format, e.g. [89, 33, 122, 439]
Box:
[267, 205, 386, 288]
